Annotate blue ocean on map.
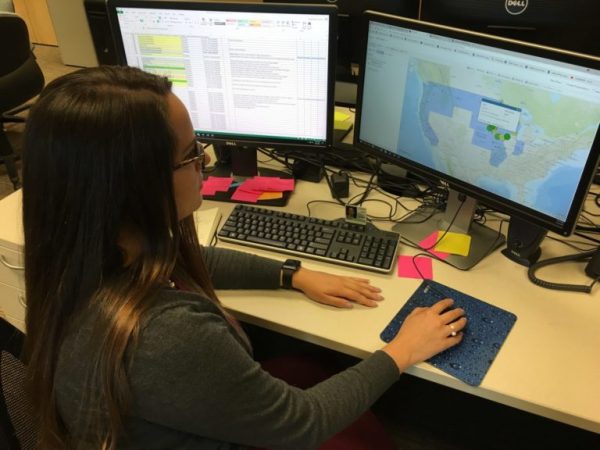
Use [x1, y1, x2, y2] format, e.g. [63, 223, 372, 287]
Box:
[397, 65, 437, 168]
[525, 149, 587, 220]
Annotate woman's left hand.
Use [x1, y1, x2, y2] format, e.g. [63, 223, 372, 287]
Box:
[291, 267, 384, 308]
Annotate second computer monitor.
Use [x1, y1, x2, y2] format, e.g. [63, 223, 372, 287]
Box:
[355, 12, 600, 268]
[108, 0, 337, 178]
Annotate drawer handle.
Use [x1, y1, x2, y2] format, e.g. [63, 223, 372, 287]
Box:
[0, 255, 24, 271]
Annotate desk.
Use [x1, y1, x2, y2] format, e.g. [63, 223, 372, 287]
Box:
[202, 163, 600, 434]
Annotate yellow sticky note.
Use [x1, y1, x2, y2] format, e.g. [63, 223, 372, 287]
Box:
[434, 231, 472, 256]
[258, 191, 283, 200]
[334, 111, 351, 121]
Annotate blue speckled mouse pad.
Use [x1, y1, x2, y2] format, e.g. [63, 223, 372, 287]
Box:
[380, 280, 517, 386]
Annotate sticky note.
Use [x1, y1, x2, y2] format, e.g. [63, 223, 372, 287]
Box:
[434, 231, 472, 256]
[334, 111, 351, 122]
[231, 188, 260, 203]
[397, 256, 433, 280]
[418, 231, 450, 260]
[258, 191, 283, 200]
[203, 177, 233, 193]
[201, 186, 218, 196]
[241, 177, 294, 192]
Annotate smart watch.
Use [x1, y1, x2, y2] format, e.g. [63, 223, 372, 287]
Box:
[281, 259, 301, 289]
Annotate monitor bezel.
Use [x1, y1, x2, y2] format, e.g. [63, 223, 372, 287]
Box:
[354, 11, 600, 236]
[107, 0, 337, 150]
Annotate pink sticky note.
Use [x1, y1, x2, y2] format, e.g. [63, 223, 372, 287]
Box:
[418, 231, 450, 260]
[231, 188, 260, 203]
[205, 177, 233, 191]
[397, 255, 433, 280]
[273, 178, 295, 191]
[243, 177, 295, 192]
[201, 185, 218, 196]
[236, 183, 263, 196]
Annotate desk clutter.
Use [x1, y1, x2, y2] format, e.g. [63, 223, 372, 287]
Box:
[218, 204, 400, 273]
[201, 176, 295, 206]
[381, 280, 517, 386]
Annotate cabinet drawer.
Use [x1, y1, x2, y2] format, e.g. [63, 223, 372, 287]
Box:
[0, 281, 26, 333]
[0, 245, 25, 291]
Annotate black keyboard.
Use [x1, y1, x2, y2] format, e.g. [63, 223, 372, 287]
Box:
[218, 204, 400, 273]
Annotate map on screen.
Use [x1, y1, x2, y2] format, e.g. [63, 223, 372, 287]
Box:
[358, 18, 600, 225]
[396, 58, 600, 222]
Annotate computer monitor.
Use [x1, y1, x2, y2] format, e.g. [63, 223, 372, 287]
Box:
[107, 0, 336, 179]
[354, 11, 600, 269]
[419, 0, 600, 57]
[264, 0, 420, 106]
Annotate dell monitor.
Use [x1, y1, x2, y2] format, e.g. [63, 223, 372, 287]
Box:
[355, 11, 600, 269]
[419, 0, 600, 57]
[107, 0, 336, 181]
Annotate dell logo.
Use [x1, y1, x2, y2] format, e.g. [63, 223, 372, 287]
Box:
[505, 0, 528, 15]
[225, 141, 237, 146]
[326, 0, 337, 3]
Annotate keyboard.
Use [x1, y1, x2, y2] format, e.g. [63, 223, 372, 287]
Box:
[218, 204, 400, 273]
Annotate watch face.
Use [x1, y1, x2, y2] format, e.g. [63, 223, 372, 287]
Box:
[284, 259, 301, 270]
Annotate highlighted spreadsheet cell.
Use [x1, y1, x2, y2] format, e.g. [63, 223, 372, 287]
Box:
[137, 35, 184, 56]
[477, 99, 521, 132]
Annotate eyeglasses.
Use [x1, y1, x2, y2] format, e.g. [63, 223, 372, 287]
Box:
[173, 140, 205, 171]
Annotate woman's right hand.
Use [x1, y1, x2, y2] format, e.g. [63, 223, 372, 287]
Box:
[382, 298, 466, 372]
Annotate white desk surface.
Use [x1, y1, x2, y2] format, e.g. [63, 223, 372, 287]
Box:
[202, 166, 600, 434]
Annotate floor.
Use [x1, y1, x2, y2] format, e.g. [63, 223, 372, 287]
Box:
[2, 47, 600, 450]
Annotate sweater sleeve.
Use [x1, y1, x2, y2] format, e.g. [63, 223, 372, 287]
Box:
[128, 299, 400, 450]
[202, 246, 282, 290]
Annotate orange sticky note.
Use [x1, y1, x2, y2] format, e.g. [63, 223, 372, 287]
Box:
[434, 231, 472, 256]
[258, 191, 283, 200]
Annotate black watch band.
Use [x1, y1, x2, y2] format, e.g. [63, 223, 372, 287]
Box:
[281, 259, 301, 289]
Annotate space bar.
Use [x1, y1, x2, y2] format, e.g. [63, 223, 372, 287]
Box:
[246, 236, 287, 248]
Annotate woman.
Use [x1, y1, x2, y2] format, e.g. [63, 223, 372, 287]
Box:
[22, 66, 466, 449]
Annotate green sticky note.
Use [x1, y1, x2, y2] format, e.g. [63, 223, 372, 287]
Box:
[434, 231, 472, 256]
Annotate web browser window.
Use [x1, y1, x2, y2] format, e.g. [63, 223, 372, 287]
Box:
[359, 21, 600, 223]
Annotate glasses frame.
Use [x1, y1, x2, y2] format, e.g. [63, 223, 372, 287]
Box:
[173, 140, 205, 171]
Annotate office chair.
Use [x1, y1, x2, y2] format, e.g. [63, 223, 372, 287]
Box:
[0, 317, 37, 450]
[0, 12, 45, 190]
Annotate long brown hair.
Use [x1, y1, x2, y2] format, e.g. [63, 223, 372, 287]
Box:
[22, 66, 217, 448]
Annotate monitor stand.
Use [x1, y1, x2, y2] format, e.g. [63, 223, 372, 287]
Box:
[207, 144, 293, 207]
[211, 144, 290, 179]
[392, 189, 506, 269]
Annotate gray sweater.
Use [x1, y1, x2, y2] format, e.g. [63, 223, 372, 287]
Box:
[55, 247, 400, 449]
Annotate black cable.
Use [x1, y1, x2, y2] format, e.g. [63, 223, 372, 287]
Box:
[574, 232, 600, 245]
[528, 250, 598, 293]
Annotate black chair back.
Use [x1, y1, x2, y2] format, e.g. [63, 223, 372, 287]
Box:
[0, 318, 37, 450]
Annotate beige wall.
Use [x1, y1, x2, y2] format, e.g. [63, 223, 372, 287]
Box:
[14, 0, 57, 45]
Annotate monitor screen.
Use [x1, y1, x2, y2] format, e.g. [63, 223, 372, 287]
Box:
[264, 0, 420, 106]
[107, 1, 336, 150]
[355, 12, 600, 267]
